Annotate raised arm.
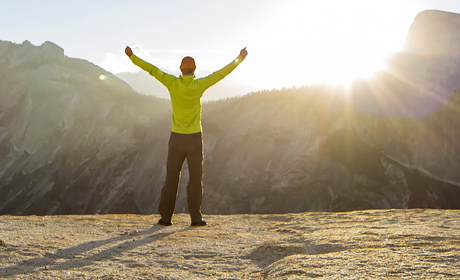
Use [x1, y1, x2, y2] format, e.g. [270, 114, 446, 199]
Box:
[198, 47, 248, 90]
[125, 46, 175, 87]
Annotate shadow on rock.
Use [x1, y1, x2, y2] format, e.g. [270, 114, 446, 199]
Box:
[0, 225, 175, 278]
[248, 239, 348, 268]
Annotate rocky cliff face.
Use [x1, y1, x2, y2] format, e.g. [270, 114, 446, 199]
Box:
[351, 10, 460, 205]
[1, 10, 460, 215]
[403, 10, 460, 57]
[0, 40, 172, 215]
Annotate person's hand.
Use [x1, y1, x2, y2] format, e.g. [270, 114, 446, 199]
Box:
[240, 47, 248, 59]
[125, 46, 133, 57]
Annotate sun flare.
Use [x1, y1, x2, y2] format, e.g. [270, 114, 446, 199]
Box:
[98, 0, 415, 92]
[261, 0, 408, 89]
[323, 56, 387, 88]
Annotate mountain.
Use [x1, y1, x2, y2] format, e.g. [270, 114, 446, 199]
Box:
[0, 40, 171, 215]
[1, 9, 460, 215]
[116, 70, 257, 101]
[403, 10, 460, 56]
[351, 10, 460, 185]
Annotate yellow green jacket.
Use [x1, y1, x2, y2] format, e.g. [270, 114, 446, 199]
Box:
[130, 54, 245, 134]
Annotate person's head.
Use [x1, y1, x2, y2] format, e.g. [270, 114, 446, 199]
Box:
[180, 56, 196, 76]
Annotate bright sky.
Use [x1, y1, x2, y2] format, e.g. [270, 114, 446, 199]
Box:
[2, 0, 460, 91]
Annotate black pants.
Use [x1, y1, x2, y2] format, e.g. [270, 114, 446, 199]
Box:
[158, 132, 203, 223]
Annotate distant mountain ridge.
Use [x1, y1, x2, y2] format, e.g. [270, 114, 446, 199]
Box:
[116, 67, 257, 101]
[1, 9, 460, 215]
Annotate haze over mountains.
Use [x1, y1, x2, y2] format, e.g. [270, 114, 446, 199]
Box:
[1, 10, 460, 215]
[116, 70, 257, 101]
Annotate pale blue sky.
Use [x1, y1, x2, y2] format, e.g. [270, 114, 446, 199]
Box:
[2, 0, 460, 90]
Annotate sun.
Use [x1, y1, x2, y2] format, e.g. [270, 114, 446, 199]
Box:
[322, 55, 387, 88]
[266, 0, 407, 89]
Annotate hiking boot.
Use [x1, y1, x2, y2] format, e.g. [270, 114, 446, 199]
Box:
[191, 220, 207, 227]
[158, 219, 173, 226]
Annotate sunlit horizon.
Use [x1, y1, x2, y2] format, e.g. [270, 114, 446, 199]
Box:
[96, 1, 427, 91]
[2, 1, 460, 91]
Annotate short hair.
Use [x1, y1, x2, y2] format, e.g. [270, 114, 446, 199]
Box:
[181, 68, 195, 75]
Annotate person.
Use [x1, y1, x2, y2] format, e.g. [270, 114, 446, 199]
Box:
[125, 46, 248, 226]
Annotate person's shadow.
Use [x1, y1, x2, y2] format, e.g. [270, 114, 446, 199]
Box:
[0, 224, 188, 278]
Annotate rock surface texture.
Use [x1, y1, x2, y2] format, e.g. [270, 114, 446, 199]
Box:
[0, 210, 459, 279]
[1, 10, 460, 215]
